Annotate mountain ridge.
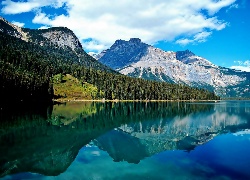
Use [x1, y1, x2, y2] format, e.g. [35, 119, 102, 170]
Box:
[98, 38, 149, 69]
[0, 16, 220, 102]
[0, 16, 114, 72]
[97, 38, 250, 98]
[0, 17, 81, 53]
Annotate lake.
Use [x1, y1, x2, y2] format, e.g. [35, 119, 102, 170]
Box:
[0, 101, 250, 180]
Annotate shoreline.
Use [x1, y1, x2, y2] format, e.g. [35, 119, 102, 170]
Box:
[53, 98, 221, 103]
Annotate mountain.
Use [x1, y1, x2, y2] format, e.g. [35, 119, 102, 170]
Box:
[0, 17, 219, 102]
[0, 16, 112, 71]
[98, 38, 149, 69]
[0, 17, 111, 103]
[0, 17, 80, 52]
[98, 38, 250, 98]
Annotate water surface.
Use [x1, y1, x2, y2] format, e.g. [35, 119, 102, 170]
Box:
[0, 101, 250, 179]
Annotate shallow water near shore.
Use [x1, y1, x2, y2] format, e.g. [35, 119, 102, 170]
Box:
[1, 101, 250, 179]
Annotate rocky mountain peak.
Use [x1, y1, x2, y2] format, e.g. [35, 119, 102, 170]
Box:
[110, 38, 143, 50]
[113, 39, 126, 47]
[129, 38, 141, 44]
[0, 17, 83, 53]
[38, 27, 83, 52]
[98, 39, 250, 98]
[176, 49, 196, 63]
[98, 38, 149, 69]
[0, 16, 28, 41]
[0, 17, 114, 72]
[176, 49, 195, 58]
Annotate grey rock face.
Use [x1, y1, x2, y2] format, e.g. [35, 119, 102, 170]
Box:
[98, 39, 250, 98]
[98, 38, 149, 69]
[0, 17, 82, 53]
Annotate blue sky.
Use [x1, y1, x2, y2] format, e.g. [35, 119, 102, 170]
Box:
[0, 0, 249, 71]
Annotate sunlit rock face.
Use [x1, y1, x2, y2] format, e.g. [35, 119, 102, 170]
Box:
[0, 17, 82, 53]
[40, 28, 83, 52]
[0, 17, 28, 41]
[98, 39, 250, 98]
[0, 17, 114, 72]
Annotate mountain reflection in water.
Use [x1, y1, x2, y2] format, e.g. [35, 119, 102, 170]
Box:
[95, 101, 250, 164]
[0, 101, 250, 179]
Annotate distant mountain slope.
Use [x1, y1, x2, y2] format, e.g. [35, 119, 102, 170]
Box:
[97, 39, 250, 98]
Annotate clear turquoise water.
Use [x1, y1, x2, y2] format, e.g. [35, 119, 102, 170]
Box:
[1, 101, 250, 179]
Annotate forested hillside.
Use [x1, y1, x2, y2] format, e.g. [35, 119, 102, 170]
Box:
[0, 25, 219, 103]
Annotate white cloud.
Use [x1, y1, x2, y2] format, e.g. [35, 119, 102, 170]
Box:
[38, 25, 50, 29]
[194, 31, 212, 42]
[1, 0, 66, 14]
[226, 3, 239, 12]
[176, 31, 212, 45]
[205, 0, 236, 15]
[176, 39, 193, 46]
[229, 3, 239, 9]
[1, 0, 236, 52]
[82, 40, 109, 52]
[32, 12, 51, 24]
[11, 20, 25, 27]
[230, 60, 250, 72]
[234, 60, 250, 67]
[230, 66, 250, 72]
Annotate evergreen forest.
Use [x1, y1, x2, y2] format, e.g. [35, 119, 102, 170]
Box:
[0, 31, 220, 103]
